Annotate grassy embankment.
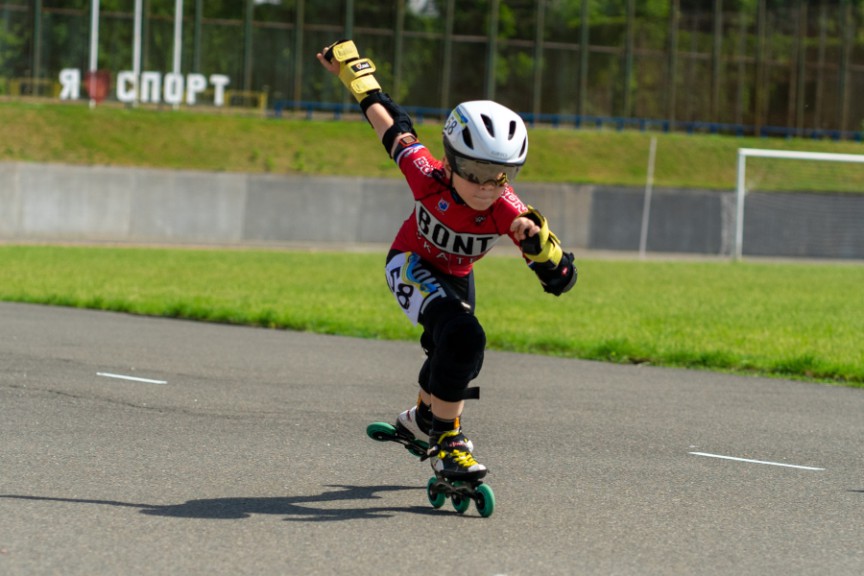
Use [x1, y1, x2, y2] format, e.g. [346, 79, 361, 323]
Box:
[3, 100, 864, 191]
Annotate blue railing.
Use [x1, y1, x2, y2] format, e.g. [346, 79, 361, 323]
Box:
[272, 100, 447, 124]
[271, 100, 864, 142]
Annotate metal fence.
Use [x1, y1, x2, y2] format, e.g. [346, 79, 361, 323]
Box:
[2, 0, 863, 138]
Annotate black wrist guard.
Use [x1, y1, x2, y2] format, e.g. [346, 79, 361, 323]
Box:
[529, 251, 577, 296]
[360, 91, 417, 157]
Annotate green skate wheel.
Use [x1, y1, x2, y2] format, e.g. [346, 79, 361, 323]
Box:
[474, 484, 495, 518]
[427, 477, 445, 509]
[452, 495, 470, 514]
[451, 482, 471, 514]
[367, 422, 396, 442]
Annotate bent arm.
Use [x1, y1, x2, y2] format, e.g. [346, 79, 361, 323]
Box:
[518, 206, 578, 296]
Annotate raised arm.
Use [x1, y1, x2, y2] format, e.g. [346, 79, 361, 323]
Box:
[316, 40, 416, 159]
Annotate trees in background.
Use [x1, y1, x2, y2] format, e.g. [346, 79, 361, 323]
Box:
[2, 0, 862, 133]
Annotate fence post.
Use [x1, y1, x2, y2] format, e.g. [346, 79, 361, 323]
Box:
[440, 0, 454, 111]
[838, 0, 852, 132]
[88, 0, 100, 109]
[667, 0, 679, 122]
[623, 0, 634, 118]
[485, 0, 499, 101]
[243, 0, 253, 92]
[394, 0, 405, 99]
[532, 0, 545, 120]
[292, 0, 305, 105]
[32, 0, 43, 85]
[578, 0, 588, 117]
[711, 0, 722, 122]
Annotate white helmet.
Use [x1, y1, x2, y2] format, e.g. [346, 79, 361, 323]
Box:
[442, 100, 528, 184]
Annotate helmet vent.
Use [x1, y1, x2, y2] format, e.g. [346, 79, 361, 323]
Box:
[481, 114, 495, 137]
[462, 128, 474, 150]
[509, 121, 517, 140]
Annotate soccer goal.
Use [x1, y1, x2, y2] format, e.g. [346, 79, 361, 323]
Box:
[734, 148, 864, 260]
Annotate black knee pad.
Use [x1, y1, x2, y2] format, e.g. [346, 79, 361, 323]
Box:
[435, 313, 485, 367]
[427, 309, 486, 402]
[417, 357, 432, 395]
[416, 329, 435, 394]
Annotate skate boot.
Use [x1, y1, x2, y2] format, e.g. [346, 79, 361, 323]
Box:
[395, 405, 474, 450]
[425, 428, 494, 517]
[428, 429, 487, 481]
[366, 405, 430, 458]
[395, 405, 430, 444]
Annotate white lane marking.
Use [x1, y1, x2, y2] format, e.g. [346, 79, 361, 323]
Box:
[97, 372, 167, 385]
[689, 451, 824, 471]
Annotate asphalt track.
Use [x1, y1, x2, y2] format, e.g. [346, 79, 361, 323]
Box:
[1, 301, 862, 575]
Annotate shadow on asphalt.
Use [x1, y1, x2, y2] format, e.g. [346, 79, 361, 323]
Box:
[0, 485, 452, 521]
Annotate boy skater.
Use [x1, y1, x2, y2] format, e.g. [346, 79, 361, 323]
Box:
[317, 40, 576, 482]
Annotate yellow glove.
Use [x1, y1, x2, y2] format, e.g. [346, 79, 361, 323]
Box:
[520, 206, 577, 295]
[323, 39, 381, 103]
[519, 206, 564, 266]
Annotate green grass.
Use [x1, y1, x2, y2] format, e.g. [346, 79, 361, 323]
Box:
[3, 100, 864, 191]
[1, 245, 862, 386]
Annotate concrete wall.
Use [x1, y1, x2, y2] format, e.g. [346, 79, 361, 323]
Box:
[0, 161, 593, 250]
[0, 163, 413, 246]
[588, 186, 729, 254]
[744, 192, 864, 259]
[2, 161, 862, 259]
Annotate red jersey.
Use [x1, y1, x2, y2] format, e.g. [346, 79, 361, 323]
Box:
[391, 144, 528, 277]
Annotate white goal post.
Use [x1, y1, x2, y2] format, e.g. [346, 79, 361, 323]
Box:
[734, 147, 864, 260]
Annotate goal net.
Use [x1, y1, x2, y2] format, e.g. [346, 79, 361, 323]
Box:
[734, 148, 864, 260]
